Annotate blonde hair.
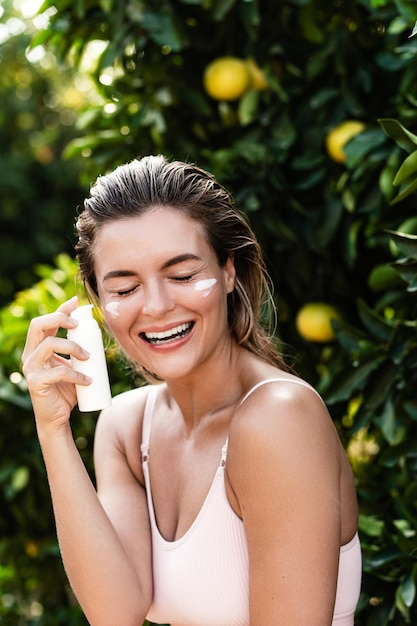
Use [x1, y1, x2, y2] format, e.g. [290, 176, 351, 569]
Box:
[75, 155, 289, 377]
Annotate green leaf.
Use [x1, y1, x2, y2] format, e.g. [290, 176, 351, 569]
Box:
[379, 439, 417, 466]
[11, 466, 30, 493]
[391, 176, 417, 204]
[141, 7, 184, 52]
[212, 0, 237, 21]
[359, 514, 384, 537]
[361, 361, 398, 410]
[392, 258, 417, 278]
[388, 231, 417, 258]
[238, 89, 259, 126]
[404, 400, 417, 421]
[378, 118, 417, 153]
[333, 322, 367, 351]
[400, 570, 416, 608]
[324, 356, 385, 404]
[393, 150, 417, 186]
[364, 546, 403, 569]
[375, 398, 406, 446]
[345, 129, 386, 169]
[406, 275, 417, 292]
[357, 299, 394, 342]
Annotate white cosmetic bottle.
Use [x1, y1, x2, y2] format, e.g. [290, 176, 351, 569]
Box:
[67, 304, 112, 412]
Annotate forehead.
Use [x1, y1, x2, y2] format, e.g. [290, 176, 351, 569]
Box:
[92, 207, 211, 273]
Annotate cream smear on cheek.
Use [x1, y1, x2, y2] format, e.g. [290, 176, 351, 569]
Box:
[104, 301, 120, 319]
[193, 278, 217, 298]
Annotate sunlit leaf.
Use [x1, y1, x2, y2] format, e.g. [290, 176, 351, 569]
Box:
[359, 514, 385, 537]
[400, 571, 416, 608]
[393, 150, 417, 186]
[391, 177, 417, 204]
[379, 118, 417, 153]
[388, 231, 417, 258]
[409, 21, 417, 38]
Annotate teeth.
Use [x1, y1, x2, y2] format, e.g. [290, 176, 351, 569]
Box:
[144, 322, 191, 342]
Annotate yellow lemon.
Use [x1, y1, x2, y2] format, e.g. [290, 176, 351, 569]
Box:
[326, 120, 366, 164]
[204, 57, 250, 101]
[295, 302, 342, 343]
[245, 57, 268, 90]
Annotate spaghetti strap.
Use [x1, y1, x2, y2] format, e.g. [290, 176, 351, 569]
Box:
[140, 385, 159, 462]
[239, 377, 322, 407]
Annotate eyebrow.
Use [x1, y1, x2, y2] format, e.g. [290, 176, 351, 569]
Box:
[102, 253, 202, 281]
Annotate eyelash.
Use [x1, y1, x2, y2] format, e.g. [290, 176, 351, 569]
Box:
[116, 286, 137, 297]
[171, 274, 194, 282]
[115, 274, 195, 296]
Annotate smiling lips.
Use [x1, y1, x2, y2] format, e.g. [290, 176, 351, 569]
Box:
[141, 321, 194, 345]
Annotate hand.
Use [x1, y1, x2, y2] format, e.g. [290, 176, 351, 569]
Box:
[22, 297, 92, 433]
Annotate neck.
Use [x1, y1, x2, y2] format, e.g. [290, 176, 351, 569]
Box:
[164, 344, 249, 434]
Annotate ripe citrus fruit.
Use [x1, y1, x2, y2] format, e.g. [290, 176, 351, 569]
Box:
[325, 120, 366, 164]
[295, 302, 342, 343]
[203, 56, 250, 101]
[389, 216, 417, 257]
[245, 57, 268, 90]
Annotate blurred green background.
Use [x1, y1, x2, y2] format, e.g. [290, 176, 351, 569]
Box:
[2, 0, 417, 623]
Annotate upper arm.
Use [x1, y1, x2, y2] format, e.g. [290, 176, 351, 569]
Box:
[227, 385, 342, 626]
[93, 390, 153, 603]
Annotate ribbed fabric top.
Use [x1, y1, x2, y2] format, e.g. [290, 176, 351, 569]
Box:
[141, 380, 361, 626]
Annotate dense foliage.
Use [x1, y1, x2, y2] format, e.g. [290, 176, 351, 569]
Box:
[2, 0, 417, 624]
[0, 3, 86, 306]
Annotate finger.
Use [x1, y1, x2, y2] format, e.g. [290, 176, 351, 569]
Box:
[26, 362, 92, 391]
[23, 335, 89, 373]
[57, 295, 79, 315]
[22, 298, 80, 362]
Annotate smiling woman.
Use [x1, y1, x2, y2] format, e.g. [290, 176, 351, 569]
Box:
[22, 155, 361, 626]
[88, 205, 236, 382]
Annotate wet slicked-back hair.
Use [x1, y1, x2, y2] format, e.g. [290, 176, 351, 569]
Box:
[75, 155, 288, 372]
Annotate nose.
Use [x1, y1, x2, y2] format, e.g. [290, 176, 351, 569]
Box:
[141, 279, 175, 318]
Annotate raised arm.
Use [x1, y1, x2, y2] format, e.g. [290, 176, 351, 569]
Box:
[227, 382, 349, 626]
[22, 298, 152, 626]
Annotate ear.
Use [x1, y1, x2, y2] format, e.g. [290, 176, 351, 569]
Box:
[223, 256, 236, 294]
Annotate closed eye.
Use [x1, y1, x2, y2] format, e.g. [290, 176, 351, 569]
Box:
[170, 274, 195, 282]
[116, 286, 138, 296]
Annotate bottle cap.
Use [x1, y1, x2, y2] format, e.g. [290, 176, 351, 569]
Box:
[70, 304, 94, 321]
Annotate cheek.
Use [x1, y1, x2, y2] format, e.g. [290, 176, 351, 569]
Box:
[193, 278, 218, 298]
[183, 278, 229, 321]
[102, 299, 134, 339]
[104, 301, 120, 319]
[172, 278, 223, 309]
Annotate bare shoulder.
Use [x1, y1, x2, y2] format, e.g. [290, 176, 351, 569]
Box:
[231, 374, 338, 447]
[227, 374, 342, 492]
[94, 384, 158, 484]
[96, 385, 153, 436]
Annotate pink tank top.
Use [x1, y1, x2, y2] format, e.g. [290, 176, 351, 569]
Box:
[141, 379, 362, 626]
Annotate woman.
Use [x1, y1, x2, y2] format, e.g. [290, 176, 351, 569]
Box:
[22, 155, 361, 626]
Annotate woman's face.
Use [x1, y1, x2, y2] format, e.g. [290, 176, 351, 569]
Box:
[93, 206, 236, 381]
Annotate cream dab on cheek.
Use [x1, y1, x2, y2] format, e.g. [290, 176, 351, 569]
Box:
[104, 302, 120, 318]
[193, 278, 217, 298]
